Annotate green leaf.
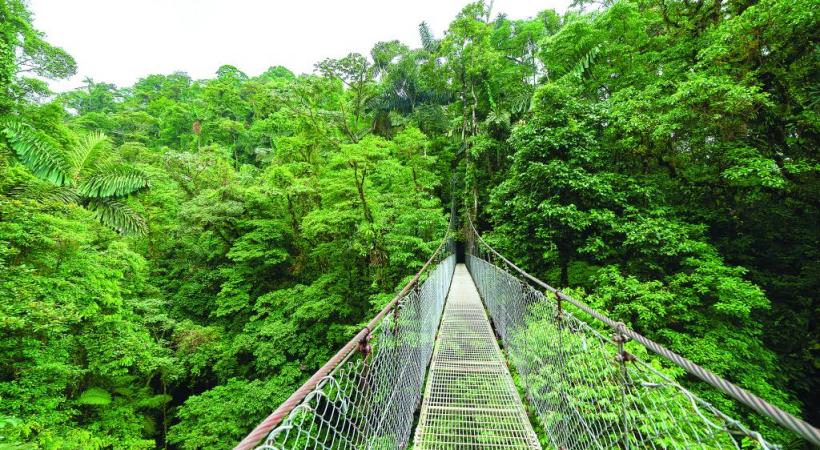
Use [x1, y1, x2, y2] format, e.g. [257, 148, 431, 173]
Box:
[86, 198, 148, 236]
[11, 179, 79, 203]
[69, 132, 110, 179]
[1, 121, 71, 185]
[77, 388, 112, 406]
[77, 164, 151, 198]
[136, 394, 173, 409]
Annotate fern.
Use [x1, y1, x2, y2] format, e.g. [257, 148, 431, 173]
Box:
[77, 387, 112, 406]
[87, 198, 148, 236]
[1, 121, 71, 185]
[77, 164, 150, 198]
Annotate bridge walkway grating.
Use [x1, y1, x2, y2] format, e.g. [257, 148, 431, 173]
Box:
[413, 264, 541, 450]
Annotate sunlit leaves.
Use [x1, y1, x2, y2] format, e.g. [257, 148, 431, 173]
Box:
[721, 147, 787, 189]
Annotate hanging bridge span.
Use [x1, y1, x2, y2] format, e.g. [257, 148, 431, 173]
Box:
[235, 218, 820, 450]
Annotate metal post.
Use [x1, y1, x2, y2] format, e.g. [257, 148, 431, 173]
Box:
[613, 322, 635, 449]
[554, 289, 569, 448]
[357, 327, 373, 392]
[393, 303, 401, 336]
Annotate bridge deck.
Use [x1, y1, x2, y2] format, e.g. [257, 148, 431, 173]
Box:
[413, 264, 541, 449]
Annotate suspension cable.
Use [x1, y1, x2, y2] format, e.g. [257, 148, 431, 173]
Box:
[466, 216, 820, 447]
[234, 231, 451, 450]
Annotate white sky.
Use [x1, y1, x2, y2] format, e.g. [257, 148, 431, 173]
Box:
[27, 0, 571, 92]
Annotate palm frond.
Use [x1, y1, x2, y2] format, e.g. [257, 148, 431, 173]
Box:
[509, 88, 534, 114]
[70, 132, 110, 179]
[564, 44, 602, 81]
[87, 198, 147, 236]
[416, 90, 451, 105]
[419, 22, 440, 53]
[77, 164, 150, 198]
[485, 109, 511, 128]
[11, 179, 80, 204]
[1, 121, 71, 185]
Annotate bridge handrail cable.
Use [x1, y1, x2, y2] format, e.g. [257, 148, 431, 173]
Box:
[234, 230, 453, 450]
[466, 216, 820, 447]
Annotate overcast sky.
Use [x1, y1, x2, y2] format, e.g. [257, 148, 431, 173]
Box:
[28, 0, 571, 92]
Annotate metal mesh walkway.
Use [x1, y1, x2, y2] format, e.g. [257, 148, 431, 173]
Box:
[413, 264, 541, 450]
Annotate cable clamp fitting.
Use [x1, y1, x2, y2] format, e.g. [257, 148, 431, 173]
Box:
[555, 291, 564, 321]
[357, 327, 372, 357]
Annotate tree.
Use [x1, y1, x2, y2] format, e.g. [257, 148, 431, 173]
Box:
[0, 0, 76, 113]
[316, 53, 378, 142]
[1, 0, 816, 447]
[2, 123, 151, 235]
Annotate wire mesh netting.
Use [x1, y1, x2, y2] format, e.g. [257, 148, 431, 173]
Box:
[255, 244, 456, 450]
[413, 265, 541, 450]
[241, 217, 816, 450]
[466, 251, 778, 450]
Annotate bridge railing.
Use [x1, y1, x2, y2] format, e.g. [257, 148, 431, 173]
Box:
[235, 232, 456, 450]
[466, 217, 820, 449]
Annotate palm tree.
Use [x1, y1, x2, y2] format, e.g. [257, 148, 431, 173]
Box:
[1, 121, 150, 235]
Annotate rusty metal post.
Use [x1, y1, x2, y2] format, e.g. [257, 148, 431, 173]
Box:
[613, 322, 635, 449]
[355, 326, 374, 398]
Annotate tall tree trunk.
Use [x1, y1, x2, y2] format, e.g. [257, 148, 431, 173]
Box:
[352, 162, 374, 223]
[558, 243, 570, 286]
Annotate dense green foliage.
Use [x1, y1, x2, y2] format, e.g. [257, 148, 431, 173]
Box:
[0, 0, 816, 448]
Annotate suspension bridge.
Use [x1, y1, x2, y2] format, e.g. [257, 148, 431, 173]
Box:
[235, 218, 820, 450]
